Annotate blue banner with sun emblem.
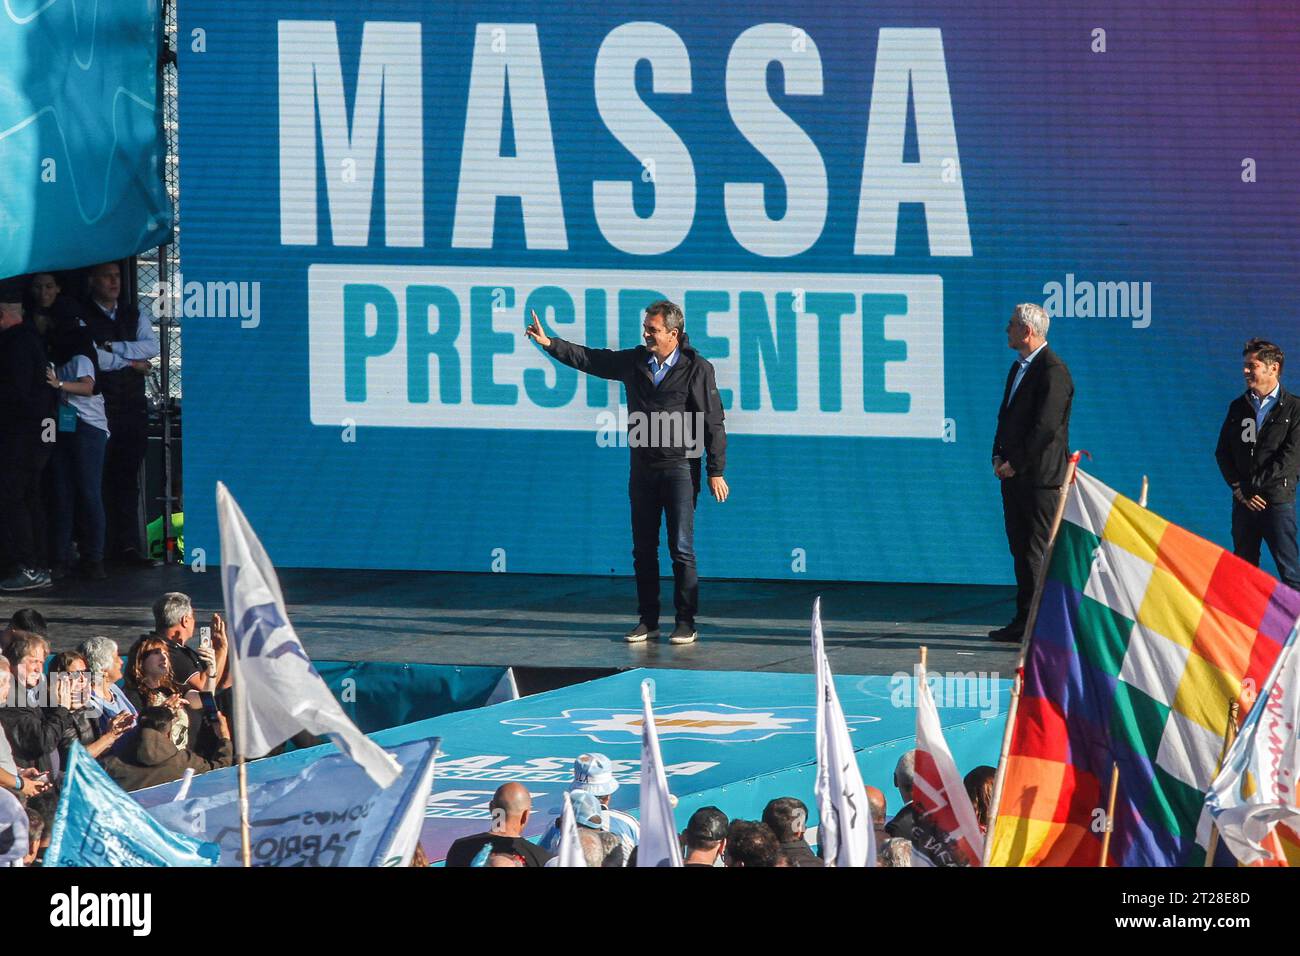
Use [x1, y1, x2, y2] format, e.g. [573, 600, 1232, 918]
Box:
[0, 0, 172, 277]
[134, 667, 1009, 862]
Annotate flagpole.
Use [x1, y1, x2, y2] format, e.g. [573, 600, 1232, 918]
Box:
[1138, 475, 1149, 508]
[1202, 700, 1240, 867]
[1098, 762, 1119, 867]
[981, 454, 1079, 866]
[238, 755, 251, 867]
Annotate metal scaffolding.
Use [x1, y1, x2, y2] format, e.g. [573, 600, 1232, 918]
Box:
[134, 0, 181, 562]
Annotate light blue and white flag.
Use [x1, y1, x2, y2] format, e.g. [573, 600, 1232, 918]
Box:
[636, 679, 682, 867]
[217, 482, 401, 787]
[150, 737, 438, 867]
[45, 743, 218, 868]
[1201, 621, 1300, 865]
[813, 597, 875, 867]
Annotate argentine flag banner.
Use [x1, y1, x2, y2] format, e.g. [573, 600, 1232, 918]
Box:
[45, 743, 219, 868]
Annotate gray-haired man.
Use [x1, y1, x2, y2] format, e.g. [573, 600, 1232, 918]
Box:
[990, 304, 1074, 643]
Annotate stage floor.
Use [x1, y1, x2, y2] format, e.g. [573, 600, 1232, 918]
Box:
[14, 566, 1022, 677]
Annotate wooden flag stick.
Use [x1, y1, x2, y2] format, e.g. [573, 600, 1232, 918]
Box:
[1203, 700, 1241, 867]
[1099, 762, 1120, 867]
[982, 455, 1080, 866]
[1138, 475, 1149, 508]
[238, 755, 252, 867]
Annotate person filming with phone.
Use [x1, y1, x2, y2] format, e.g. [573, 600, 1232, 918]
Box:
[150, 592, 228, 695]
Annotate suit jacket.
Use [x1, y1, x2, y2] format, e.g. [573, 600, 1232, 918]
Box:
[992, 345, 1074, 486]
[544, 334, 726, 477]
[1215, 386, 1300, 504]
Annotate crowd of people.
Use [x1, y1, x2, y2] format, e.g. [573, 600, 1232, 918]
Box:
[0, 592, 237, 865]
[2, 588, 997, 867]
[0, 263, 160, 592]
[442, 750, 998, 868]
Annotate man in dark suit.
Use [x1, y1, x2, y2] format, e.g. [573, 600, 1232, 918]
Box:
[1215, 338, 1300, 589]
[82, 261, 158, 565]
[524, 300, 728, 646]
[990, 304, 1074, 643]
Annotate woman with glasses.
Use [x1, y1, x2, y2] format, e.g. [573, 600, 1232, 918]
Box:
[48, 651, 132, 761]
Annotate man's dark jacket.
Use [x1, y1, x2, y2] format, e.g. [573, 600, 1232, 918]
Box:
[992, 346, 1074, 485]
[100, 724, 232, 792]
[544, 335, 726, 477]
[0, 705, 77, 773]
[780, 839, 824, 867]
[0, 321, 56, 438]
[81, 297, 148, 420]
[1215, 387, 1300, 504]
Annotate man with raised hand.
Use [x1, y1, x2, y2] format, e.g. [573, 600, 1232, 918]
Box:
[526, 300, 728, 646]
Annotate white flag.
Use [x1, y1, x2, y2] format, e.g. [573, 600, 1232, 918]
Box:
[636, 679, 682, 867]
[813, 597, 875, 867]
[555, 792, 587, 868]
[217, 482, 401, 787]
[377, 737, 440, 866]
[1201, 621, 1300, 865]
[914, 664, 984, 866]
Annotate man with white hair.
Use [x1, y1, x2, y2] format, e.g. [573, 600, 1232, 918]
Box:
[990, 303, 1074, 643]
[538, 753, 640, 862]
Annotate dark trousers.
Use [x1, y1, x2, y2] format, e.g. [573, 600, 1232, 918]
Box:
[0, 429, 53, 571]
[630, 461, 699, 627]
[102, 412, 147, 557]
[51, 420, 109, 565]
[1232, 500, 1300, 590]
[1001, 477, 1061, 629]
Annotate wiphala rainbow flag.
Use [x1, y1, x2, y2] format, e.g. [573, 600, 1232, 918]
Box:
[990, 469, 1300, 866]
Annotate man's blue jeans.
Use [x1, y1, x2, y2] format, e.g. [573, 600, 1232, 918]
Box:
[51, 419, 109, 564]
[629, 461, 699, 628]
[1232, 499, 1300, 590]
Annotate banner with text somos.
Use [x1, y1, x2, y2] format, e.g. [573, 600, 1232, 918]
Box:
[150, 738, 438, 866]
[180, 1, 1300, 583]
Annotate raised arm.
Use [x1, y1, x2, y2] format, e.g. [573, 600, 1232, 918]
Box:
[525, 309, 626, 381]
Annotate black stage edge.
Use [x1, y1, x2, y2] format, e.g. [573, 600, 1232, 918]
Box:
[7, 565, 1023, 678]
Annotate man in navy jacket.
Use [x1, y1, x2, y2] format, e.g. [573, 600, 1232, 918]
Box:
[526, 300, 728, 645]
[1215, 338, 1300, 589]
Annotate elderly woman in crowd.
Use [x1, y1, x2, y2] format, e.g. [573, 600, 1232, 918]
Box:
[77, 635, 138, 755]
